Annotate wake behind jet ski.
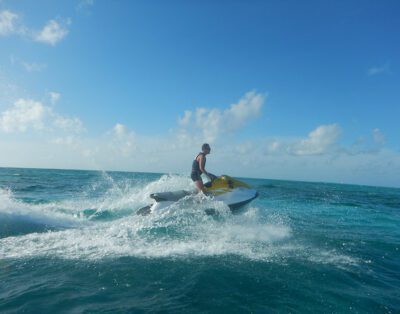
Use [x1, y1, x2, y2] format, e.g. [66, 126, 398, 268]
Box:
[137, 175, 258, 216]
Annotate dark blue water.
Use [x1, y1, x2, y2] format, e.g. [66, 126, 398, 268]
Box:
[0, 167, 399, 313]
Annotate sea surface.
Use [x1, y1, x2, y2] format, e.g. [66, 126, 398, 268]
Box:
[0, 167, 399, 313]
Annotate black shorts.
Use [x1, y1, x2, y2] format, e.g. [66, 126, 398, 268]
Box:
[191, 171, 202, 182]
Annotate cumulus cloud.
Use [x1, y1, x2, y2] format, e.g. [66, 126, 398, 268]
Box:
[224, 91, 264, 130]
[0, 86, 395, 186]
[178, 110, 192, 126]
[0, 98, 84, 134]
[53, 116, 85, 134]
[0, 9, 70, 46]
[111, 123, 126, 137]
[0, 98, 48, 133]
[108, 123, 137, 156]
[34, 19, 70, 46]
[179, 91, 265, 142]
[290, 124, 342, 156]
[1, 102, 398, 186]
[346, 128, 387, 155]
[194, 107, 221, 142]
[259, 125, 343, 158]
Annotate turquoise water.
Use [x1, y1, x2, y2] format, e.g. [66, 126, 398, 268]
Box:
[0, 167, 399, 313]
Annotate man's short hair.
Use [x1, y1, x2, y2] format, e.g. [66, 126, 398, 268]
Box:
[202, 143, 210, 151]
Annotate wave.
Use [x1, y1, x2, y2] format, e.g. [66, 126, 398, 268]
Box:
[0, 188, 88, 236]
[0, 206, 291, 260]
[0, 174, 359, 268]
[0, 173, 185, 227]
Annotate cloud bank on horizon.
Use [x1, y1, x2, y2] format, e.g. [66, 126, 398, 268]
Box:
[0, 1, 399, 188]
[1, 90, 397, 187]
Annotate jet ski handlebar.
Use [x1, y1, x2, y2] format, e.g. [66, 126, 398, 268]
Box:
[207, 173, 218, 181]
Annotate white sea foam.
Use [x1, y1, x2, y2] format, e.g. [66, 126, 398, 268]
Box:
[0, 211, 292, 260]
[0, 174, 190, 223]
[0, 175, 359, 268]
[0, 188, 85, 228]
[306, 248, 360, 268]
[66, 173, 194, 216]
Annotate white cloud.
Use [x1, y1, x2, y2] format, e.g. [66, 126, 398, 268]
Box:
[112, 123, 131, 138]
[367, 64, 390, 76]
[34, 19, 70, 46]
[224, 90, 264, 131]
[234, 142, 255, 155]
[51, 136, 76, 146]
[178, 110, 192, 126]
[0, 72, 23, 105]
[49, 92, 61, 104]
[1, 10, 70, 46]
[179, 91, 265, 142]
[0, 90, 397, 187]
[346, 128, 386, 155]
[0, 98, 48, 133]
[0, 98, 84, 134]
[53, 116, 85, 134]
[194, 107, 221, 142]
[21, 61, 47, 72]
[259, 125, 343, 158]
[265, 140, 283, 155]
[50, 136, 83, 153]
[2, 135, 398, 187]
[253, 128, 345, 158]
[9, 55, 47, 72]
[0, 10, 19, 36]
[372, 128, 385, 146]
[108, 123, 137, 157]
[77, 0, 95, 11]
[290, 124, 341, 156]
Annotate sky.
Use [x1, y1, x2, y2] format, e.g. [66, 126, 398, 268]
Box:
[0, 0, 399, 187]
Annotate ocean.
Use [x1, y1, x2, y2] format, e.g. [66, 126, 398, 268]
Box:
[0, 167, 399, 313]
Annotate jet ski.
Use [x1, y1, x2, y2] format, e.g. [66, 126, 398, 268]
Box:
[137, 175, 258, 215]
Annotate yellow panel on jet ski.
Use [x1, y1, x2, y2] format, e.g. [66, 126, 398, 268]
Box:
[204, 175, 250, 196]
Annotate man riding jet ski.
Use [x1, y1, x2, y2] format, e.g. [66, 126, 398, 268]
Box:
[137, 175, 258, 216]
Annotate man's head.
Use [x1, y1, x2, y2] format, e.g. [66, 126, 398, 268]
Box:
[202, 143, 211, 154]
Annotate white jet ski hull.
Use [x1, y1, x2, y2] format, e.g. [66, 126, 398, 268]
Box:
[137, 175, 258, 215]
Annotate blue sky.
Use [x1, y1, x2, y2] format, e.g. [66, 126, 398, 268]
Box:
[0, 0, 399, 187]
